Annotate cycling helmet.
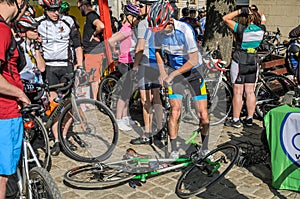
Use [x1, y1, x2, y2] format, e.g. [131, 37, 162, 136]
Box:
[41, 0, 62, 9]
[124, 4, 140, 18]
[17, 15, 39, 33]
[148, 0, 173, 32]
[26, 5, 36, 17]
[138, 0, 158, 5]
[59, 1, 70, 14]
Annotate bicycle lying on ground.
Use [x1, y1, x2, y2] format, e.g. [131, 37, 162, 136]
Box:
[64, 84, 240, 198]
[6, 105, 61, 199]
[23, 68, 118, 163]
[64, 130, 239, 198]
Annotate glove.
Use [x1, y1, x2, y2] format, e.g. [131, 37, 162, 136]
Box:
[241, 7, 249, 15]
[34, 40, 42, 50]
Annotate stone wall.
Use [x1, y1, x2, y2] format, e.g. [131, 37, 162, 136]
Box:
[251, 0, 300, 39]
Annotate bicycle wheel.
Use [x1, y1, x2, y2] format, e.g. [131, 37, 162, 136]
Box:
[58, 98, 118, 162]
[255, 75, 295, 118]
[206, 79, 233, 126]
[64, 162, 135, 188]
[24, 114, 50, 169]
[28, 167, 61, 199]
[98, 74, 120, 113]
[175, 144, 239, 198]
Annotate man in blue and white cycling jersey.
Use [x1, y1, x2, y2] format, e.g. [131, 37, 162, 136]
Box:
[148, 0, 209, 159]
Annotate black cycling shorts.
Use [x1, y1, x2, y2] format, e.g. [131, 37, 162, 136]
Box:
[45, 65, 73, 86]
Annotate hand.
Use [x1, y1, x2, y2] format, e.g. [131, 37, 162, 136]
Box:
[17, 92, 31, 109]
[90, 35, 100, 42]
[159, 71, 168, 85]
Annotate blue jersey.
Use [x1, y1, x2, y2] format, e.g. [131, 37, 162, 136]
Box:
[154, 20, 202, 70]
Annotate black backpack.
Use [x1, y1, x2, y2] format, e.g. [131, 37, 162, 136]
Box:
[0, 19, 26, 74]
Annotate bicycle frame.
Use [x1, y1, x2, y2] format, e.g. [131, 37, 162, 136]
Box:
[17, 135, 42, 198]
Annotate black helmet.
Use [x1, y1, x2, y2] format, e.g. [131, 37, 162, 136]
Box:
[41, 0, 62, 9]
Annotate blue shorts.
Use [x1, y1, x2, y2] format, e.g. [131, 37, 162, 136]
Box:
[0, 117, 23, 175]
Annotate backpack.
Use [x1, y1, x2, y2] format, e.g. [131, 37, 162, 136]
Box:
[0, 19, 26, 73]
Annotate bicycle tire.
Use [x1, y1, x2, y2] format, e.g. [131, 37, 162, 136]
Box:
[64, 163, 135, 188]
[58, 98, 118, 162]
[175, 144, 239, 198]
[28, 167, 61, 199]
[255, 75, 295, 118]
[98, 74, 120, 113]
[206, 79, 233, 126]
[24, 114, 50, 169]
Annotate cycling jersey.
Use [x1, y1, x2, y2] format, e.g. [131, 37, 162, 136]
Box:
[36, 15, 81, 67]
[19, 40, 43, 83]
[154, 20, 202, 70]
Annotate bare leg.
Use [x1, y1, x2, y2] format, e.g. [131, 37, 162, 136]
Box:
[116, 98, 126, 120]
[168, 99, 182, 139]
[0, 176, 8, 199]
[195, 99, 209, 150]
[152, 87, 163, 132]
[244, 83, 256, 118]
[140, 89, 153, 134]
[232, 84, 244, 119]
[90, 81, 99, 100]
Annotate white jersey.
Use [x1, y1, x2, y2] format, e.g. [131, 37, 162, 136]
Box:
[36, 15, 74, 67]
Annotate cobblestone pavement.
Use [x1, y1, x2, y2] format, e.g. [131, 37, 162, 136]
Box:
[49, 117, 300, 199]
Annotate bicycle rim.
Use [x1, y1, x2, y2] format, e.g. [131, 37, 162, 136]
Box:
[98, 75, 119, 113]
[24, 114, 50, 169]
[58, 99, 118, 162]
[175, 144, 239, 198]
[28, 167, 61, 199]
[64, 163, 134, 188]
[206, 80, 232, 126]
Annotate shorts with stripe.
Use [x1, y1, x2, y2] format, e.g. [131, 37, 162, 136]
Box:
[166, 66, 207, 101]
[230, 60, 259, 84]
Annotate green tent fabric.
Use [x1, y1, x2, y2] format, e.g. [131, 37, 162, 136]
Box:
[264, 104, 300, 192]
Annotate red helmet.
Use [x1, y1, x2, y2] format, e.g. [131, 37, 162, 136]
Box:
[41, 0, 62, 9]
[147, 0, 173, 32]
[17, 15, 39, 33]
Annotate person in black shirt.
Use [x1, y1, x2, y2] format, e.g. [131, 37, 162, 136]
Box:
[78, 0, 105, 100]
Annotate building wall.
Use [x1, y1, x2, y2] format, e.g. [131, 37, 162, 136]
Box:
[251, 0, 300, 39]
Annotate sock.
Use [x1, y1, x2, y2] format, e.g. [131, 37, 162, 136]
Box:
[246, 116, 253, 120]
[55, 139, 59, 143]
[170, 138, 177, 152]
[233, 118, 239, 122]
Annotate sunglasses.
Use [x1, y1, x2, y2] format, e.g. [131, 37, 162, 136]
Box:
[47, 8, 59, 12]
[138, 4, 145, 8]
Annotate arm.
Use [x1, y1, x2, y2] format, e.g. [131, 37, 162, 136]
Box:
[222, 9, 240, 31]
[108, 32, 126, 52]
[35, 49, 45, 72]
[90, 19, 105, 41]
[0, 65, 30, 104]
[74, 46, 83, 69]
[167, 51, 198, 81]
[133, 38, 146, 70]
[69, 25, 83, 68]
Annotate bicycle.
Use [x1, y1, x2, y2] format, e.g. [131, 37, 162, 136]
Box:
[64, 84, 240, 198]
[6, 105, 61, 199]
[25, 68, 119, 163]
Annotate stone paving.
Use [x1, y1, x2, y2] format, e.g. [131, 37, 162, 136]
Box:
[49, 117, 300, 199]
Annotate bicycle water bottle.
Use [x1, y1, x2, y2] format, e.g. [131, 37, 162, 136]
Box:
[45, 98, 59, 116]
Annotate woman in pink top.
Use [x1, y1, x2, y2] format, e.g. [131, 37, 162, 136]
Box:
[108, 4, 140, 131]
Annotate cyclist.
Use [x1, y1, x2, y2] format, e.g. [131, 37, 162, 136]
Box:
[78, 0, 105, 100]
[0, 0, 30, 198]
[130, 0, 164, 145]
[37, 0, 83, 156]
[223, 7, 265, 128]
[17, 15, 45, 84]
[148, 0, 210, 158]
[108, 4, 140, 131]
[24, 4, 36, 17]
[59, 1, 80, 29]
[288, 25, 300, 87]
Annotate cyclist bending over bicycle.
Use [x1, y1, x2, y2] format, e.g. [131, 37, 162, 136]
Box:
[148, 0, 210, 159]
